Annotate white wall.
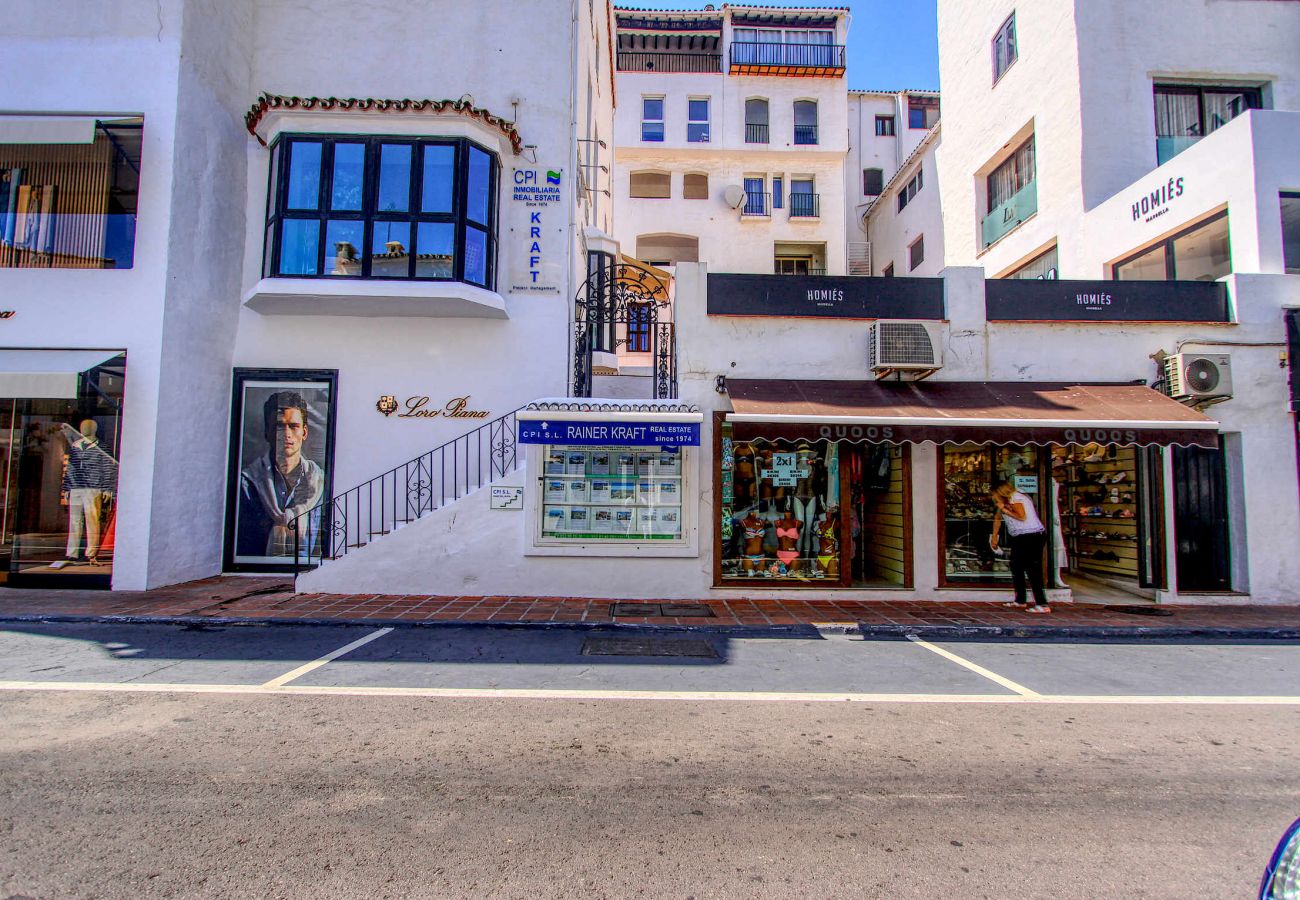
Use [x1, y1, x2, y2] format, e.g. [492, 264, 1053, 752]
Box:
[865, 133, 944, 277]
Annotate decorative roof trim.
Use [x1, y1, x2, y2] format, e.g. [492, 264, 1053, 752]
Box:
[244, 92, 523, 154]
[525, 398, 701, 414]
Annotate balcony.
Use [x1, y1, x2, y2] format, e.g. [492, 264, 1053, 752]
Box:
[981, 180, 1037, 248]
[742, 192, 771, 217]
[617, 51, 722, 74]
[745, 123, 769, 144]
[1156, 135, 1200, 165]
[789, 193, 820, 219]
[729, 42, 846, 77]
[793, 124, 818, 146]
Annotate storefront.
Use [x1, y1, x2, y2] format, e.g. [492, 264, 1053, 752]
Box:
[722, 378, 1219, 595]
[0, 350, 127, 588]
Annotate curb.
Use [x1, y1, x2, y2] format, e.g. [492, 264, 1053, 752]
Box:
[1, 613, 1298, 641]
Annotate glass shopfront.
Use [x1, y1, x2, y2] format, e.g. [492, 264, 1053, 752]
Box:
[940, 444, 1045, 585]
[718, 422, 911, 587]
[3, 355, 126, 587]
[538, 444, 684, 541]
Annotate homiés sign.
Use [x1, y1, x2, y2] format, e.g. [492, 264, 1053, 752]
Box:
[985, 278, 1229, 323]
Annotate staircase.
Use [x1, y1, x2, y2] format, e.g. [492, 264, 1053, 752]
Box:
[290, 408, 522, 572]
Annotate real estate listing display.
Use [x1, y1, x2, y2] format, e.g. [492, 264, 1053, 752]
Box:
[539, 445, 684, 541]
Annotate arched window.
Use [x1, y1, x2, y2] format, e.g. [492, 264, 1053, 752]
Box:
[683, 173, 709, 200]
[794, 100, 818, 145]
[628, 170, 671, 199]
[745, 98, 769, 144]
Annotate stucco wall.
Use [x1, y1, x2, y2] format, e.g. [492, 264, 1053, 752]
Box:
[866, 134, 945, 277]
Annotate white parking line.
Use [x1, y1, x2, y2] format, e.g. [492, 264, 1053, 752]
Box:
[0, 680, 1297, 704]
[260, 627, 394, 688]
[905, 635, 1041, 697]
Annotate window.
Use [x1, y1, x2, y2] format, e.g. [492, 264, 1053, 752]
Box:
[863, 168, 884, 197]
[992, 13, 1017, 83]
[265, 135, 497, 287]
[539, 444, 686, 544]
[1004, 245, 1058, 280]
[908, 97, 939, 130]
[774, 256, 811, 275]
[0, 116, 142, 269]
[641, 97, 664, 142]
[687, 98, 710, 143]
[1282, 192, 1300, 275]
[793, 100, 818, 145]
[882, 262, 894, 277]
[772, 176, 783, 210]
[745, 98, 769, 144]
[683, 173, 709, 200]
[629, 171, 671, 199]
[1113, 212, 1231, 281]
[1154, 83, 1261, 164]
[987, 137, 1034, 212]
[789, 179, 817, 218]
[875, 115, 895, 137]
[909, 235, 925, 271]
[627, 303, 652, 352]
[897, 167, 923, 212]
[742, 176, 768, 216]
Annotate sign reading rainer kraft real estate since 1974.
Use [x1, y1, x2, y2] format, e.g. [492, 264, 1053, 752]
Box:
[508, 167, 563, 295]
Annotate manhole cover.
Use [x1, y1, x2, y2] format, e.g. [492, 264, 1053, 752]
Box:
[1111, 605, 1175, 617]
[661, 603, 715, 618]
[610, 602, 661, 617]
[582, 636, 718, 659]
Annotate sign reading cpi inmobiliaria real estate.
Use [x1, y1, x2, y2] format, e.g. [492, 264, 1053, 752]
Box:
[509, 168, 563, 295]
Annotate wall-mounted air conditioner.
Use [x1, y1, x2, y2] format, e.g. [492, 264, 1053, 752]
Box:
[1163, 353, 1233, 403]
[868, 320, 944, 379]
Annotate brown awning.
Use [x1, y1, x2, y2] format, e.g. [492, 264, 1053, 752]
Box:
[726, 379, 1220, 448]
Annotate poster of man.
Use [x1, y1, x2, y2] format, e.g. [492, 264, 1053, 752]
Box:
[229, 376, 334, 567]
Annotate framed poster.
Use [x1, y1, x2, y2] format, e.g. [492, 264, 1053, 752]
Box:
[223, 369, 337, 572]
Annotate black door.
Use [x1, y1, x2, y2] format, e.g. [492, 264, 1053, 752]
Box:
[1172, 445, 1231, 592]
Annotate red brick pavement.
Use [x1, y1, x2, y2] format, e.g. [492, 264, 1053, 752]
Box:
[0, 576, 1297, 633]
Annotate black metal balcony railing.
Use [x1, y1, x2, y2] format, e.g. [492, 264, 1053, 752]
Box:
[730, 42, 846, 71]
[793, 124, 819, 145]
[742, 191, 771, 217]
[617, 51, 722, 73]
[745, 123, 769, 144]
[789, 193, 820, 218]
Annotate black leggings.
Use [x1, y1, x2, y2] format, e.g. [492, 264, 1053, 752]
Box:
[1009, 531, 1048, 605]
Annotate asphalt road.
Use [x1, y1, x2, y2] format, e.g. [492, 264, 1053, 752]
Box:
[0, 623, 1297, 898]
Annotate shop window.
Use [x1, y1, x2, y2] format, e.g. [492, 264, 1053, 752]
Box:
[1057, 443, 1160, 590]
[1283, 192, 1300, 275]
[1154, 83, 1262, 164]
[940, 444, 1045, 586]
[641, 97, 665, 142]
[719, 429, 911, 587]
[0, 117, 141, 269]
[539, 446, 684, 542]
[1004, 245, 1058, 280]
[909, 235, 925, 271]
[992, 12, 1017, 84]
[687, 98, 710, 143]
[875, 115, 895, 137]
[629, 171, 671, 199]
[265, 135, 498, 288]
[863, 168, 884, 197]
[6, 355, 127, 587]
[1113, 212, 1230, 281]
[683, 173, 709, 200]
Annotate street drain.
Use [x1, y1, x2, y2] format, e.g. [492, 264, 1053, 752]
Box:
[610, 602, 717, 618]
[610, 602, 661, 617]
[661, 603, 715, 618]
[1110, 605, 1175, 616]
[582, 636, 719, 659]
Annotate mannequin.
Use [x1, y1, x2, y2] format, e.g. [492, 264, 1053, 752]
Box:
[740, 511, 767, 574]
[58, 419, 117, 566]
[773, 506, 803, 575]
[815, 507, 840, 578]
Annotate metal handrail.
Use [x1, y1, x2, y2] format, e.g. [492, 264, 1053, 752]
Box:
[745, 123, 769, 144]
[789, 192, 820, 218]
[742, 191, 771, 217]
[290, 407, 522, 572]
[793, 124, 819, 145]
[730, 42, 846, 69]
[617, 51, 722, 73]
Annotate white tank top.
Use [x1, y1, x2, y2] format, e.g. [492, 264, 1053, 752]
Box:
[1003, 491, 1045, 536]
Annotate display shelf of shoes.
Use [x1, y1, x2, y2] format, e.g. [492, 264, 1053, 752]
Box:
[1061, 446, 1140, 580]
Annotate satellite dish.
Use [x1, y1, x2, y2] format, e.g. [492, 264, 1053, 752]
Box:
[723, 184, 747, 210]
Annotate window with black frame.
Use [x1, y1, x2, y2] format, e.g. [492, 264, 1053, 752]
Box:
[263, 135, 498, 289]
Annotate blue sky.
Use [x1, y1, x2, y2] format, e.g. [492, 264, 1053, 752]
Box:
[616, 1, 941, 91]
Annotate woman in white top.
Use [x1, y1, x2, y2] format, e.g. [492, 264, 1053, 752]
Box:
[989, 480, 1050, 612]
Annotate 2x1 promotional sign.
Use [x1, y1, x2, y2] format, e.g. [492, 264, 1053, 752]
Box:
[518, 420, 700, 447]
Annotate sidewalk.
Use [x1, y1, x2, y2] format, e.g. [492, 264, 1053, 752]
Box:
[1, 576, 1298, 638]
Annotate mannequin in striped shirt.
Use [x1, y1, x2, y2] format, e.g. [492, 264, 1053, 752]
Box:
[61, 420, 117, 565]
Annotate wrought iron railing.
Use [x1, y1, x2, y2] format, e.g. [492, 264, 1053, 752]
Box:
[742, 191, 771, 217]
[745, 123, 769, 144]
[789, 192, 820, 218]
[793, 124, 819, 145]
[730, 42, 846, 70]
[290, 408, 521, 572]
[617, 51, 722, 73]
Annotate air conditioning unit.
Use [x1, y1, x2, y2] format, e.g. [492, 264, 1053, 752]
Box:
[1164, 352, 1232, 402]
[868, 320, 944, 378]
